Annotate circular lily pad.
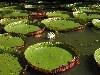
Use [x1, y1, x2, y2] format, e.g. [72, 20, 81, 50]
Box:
[46, 11, 70, 19]
[0, 34, 24, 48]
[0, 53, 22, 75]
[94, 48, 100, 65]
[41, 18, 80, 31]
[24, 42, 79, 73]
[4, 20, 41, 34]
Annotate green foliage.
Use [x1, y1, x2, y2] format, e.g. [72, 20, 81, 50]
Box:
[4, 20, 41, 34]
[46, 11, 70, 19]
[24, 42, 73, 71]
[0, 53, 22, 75]
[41, 18, 80, 31]
[0, 18, 26, 26]
[94, 48, 100, 64]
[88, 14, 100, 20]
[73, 11, 88, 23]
[4, 11, 28, 18]
[0, 34, 24, 53]
[92, 19, 100, 28]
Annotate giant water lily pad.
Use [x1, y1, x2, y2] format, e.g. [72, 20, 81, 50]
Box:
[94, 48, 100, 65]
[0, 34, 24, 50]
[24, 42, 79, 73]
[0, 53, 22, 75]
[92, 19, 100, 28]
[4, 20, 41, 34]
[73, 11, 88, 23]
[0, 18, 27, 26]
[4, 11, 28, 18]
[41, 18, 80, 31]
[46, 11, 70, 19]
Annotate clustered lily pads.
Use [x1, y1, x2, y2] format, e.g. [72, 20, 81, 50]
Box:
[4, 20, 41, 34]
[94, 48, 100, 65]
[41, 18, 80, 31]
[0, 53, 22, 75]
[24, 42, 79, 73]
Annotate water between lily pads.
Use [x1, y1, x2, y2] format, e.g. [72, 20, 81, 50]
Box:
[24, 26, 100, 75]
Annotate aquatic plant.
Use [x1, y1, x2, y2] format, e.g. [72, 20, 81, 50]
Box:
[3, 11, 28, 18]
[4, 20, 41, 34]
[41, 18, 80, 31]
[0, 53, 22, 75]
[0, 34, 24, 53]
[24, 42, 79, 73]
[92, 19, 100, 28]
[94, 48, 100, 65]
[88, 14, 100, 20]
[0, 18, 27, 26]
[73, 11, 88, 23]
[46, 11, 70, 19]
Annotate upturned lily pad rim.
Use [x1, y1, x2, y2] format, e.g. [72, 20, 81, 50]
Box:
[24, 42, 79, 73]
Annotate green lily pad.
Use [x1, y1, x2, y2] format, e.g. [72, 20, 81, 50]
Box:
[92, 19, 100, 28]
[0, 18, 27, 25]
[41, 18, 80, 31]
[46, 11, 70, 19]
[0, 34, 24, 48]
[73, 11, 88, 23]
[4, 20, 41, 34]
[4, 11, 28, 18]
[24, 42, 78, 72]
[0, 53, 22, 75]
[94, 48, 100, 64]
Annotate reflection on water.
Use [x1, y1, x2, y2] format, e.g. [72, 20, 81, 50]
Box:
[24, 26, 100, 75]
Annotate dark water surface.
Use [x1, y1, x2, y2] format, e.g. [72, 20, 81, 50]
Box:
[24, 27, 100, 75]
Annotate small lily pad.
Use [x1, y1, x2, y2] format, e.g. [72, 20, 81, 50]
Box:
[0, 53, 22, 75]
[94, 48, 100, 64]
[92, 19, 100, 28]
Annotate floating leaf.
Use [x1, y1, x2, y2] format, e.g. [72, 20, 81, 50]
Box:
[46, 11, 70, 19]
[24, 42, 79, 73]
[41, 18, 80, 31]
[92, 19, 100, 28]
[0, 53, 22, 75]
[4, 20, 41, 34]
[94, 48, 100, 64]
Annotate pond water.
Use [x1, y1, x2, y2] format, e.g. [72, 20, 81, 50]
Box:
[24, 26, 100, 75]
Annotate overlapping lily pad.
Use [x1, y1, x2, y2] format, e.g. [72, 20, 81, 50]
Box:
[94, 48, 100, 65]
[0, 53, 22, 75]
[4, 20, 41, 34]
[41, 18, 80, 31]
[24, 42, 79, 73]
